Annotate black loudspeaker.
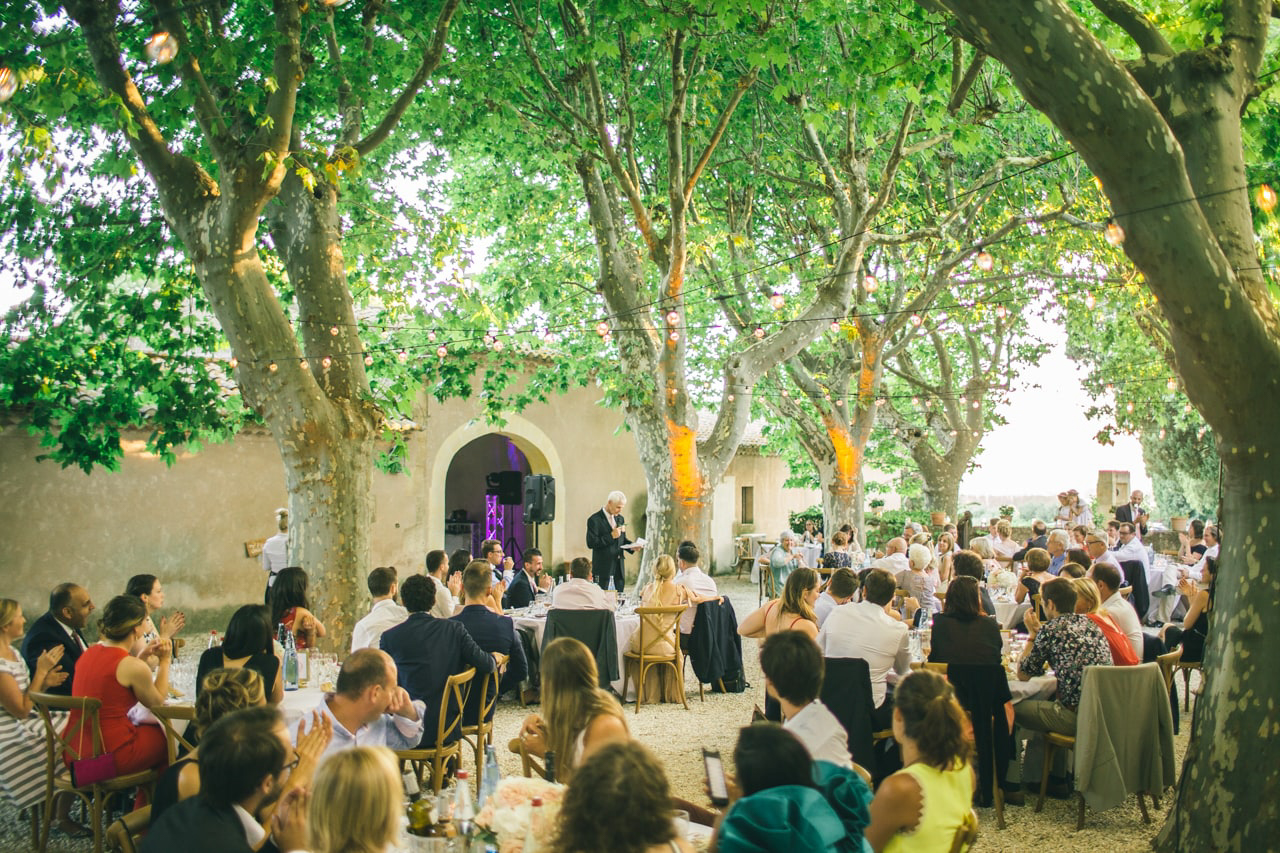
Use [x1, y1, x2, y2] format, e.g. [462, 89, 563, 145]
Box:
[523, 475, 556, 523]
[486, 471, 523, 505]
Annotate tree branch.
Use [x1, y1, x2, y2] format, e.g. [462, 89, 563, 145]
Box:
[1086, 0, 1174, 57]
[684, 70, 757, 202]
[948, 48, 986, 113]
[151, 0, 231, 150]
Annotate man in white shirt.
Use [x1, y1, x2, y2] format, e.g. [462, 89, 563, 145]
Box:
[871, 537, 910, 576]
[673, 541, 718, 636]
[550, 557, 616, 611]
[1185, 525, 1220, 582]
[817, 568, 910, 728]
[299, 649, 425, 759]
[760, 630, 852, 769]
[1113, 523, 1150, 571]
[481, 539, 515, 585]
[426, 549, 463, 620]
[350, 566, 408, 651]
[1090, 562, 1144, 660]
[1084, 533, 1123, 572]
[814, 568, 857, 627]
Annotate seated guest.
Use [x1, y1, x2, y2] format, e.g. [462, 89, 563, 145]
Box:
[628, 554, 698, 701]
[517, 637, 628, 783]
[1159, 557, 1216, 663]
[1186, 524, 1219, 580]
[740, 568, 821, 643]
[452, 561, 528, 710]
[300, 649, 425, 759]
[1105, 520, 1122, 548]
[822, 531, 855, 571]
[125, 574, 186, 656]
[308, 746, 404, 853]
[481, 538, 514, 585]
[1059, 562, 1087, 579]
[768, 530, 804, 591]
[197, 604, 283, 704]
[427, 549, 464, 619]
[1071, 578, 1138, 666]
[1089, 562, 1143, 661]
[714, 724, 871, 853]
[934, 533, 956, 586]
[66, 595, 170, 778]
[991, 520, 1019, 559]
[899, 544, 941, 621]
[0, 598, 78, 834]
[503, 548, 551, 610]
[927, 577, 1001, 666]
[270, 566, 327, 650]
[1178, 519, 1207, 565]
[1085, 532, 1122, 572]
[951, 550, 996, 618]
[1011, 520, 1049, 561]
[815, 568, 857, 628]
[1114, 522, 1150, 572]
[967, 536, 1000, 576]
[551, 557, 616, 611]
[350, 567, 408, 652]
[817, 569, 909, 729]
[141, 706, 309, 853]
[1044, 529, 1070, 575]
[380, 574, 496, 745]
[673, 541, 719, 640]
[865, 671, 976, 852]
[21, 582, 94, 697]
[1014, 579, 1112, 789]
[761, 630, 852, 768]
[552, 741, 693, 853]
[871, 538, 910, 576]
[1064, 548, 1091, 573]
[1014, 548, 1055, 621]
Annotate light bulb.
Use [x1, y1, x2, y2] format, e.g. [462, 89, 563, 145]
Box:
[911, 397, 919, 406]
[397, 349, 408, 363]
[268, 361, 278, 372]
[959, 396, 968, 405]
[669, 331, 680, 342]
[364, 354, 374, 366]
[596, 321, 610, 337]
[436, 345, 448, 358]
[1197, 428, 1206, 440]
[910, 314, 923, 327]
[1184, 402, 1193, 414]
[727, 394, 735, 402]
[1166, 377, 1177, 392]
[330, 325, 339, 336]
[949, 430, 957, 437]
[835, 399, 844, 406]
[483, 334, 495, 346]
[1159, 428, 1166, 440]
[666, 310, 679, 326]
[1126, 401, 1135, 413]
[321, 356, 332, 369]
[1257, 183, 1278, 213]
[427, 330, 437, 342]
[1085, 292, 1096, 309]
[753, 327, 765, 339]
[975, 251, 993, 271]
[1104, 221, 1125, 246]
[145, 31, 179, 65]
[863, 275, 879, 293]
[995, 305, 1007, 319]
[972, 431, 980, 438]
[830, 321, 841, 333]
[769, 292, 785, 310]
[0, 68, 17, 103]
[875, 398, 885, 407]
[781, 388, 789, 398]
[493, 339, 505, 351]
[228, 356, 238, 369]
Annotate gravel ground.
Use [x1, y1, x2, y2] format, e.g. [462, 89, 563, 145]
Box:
[0, 575, 1192, 851]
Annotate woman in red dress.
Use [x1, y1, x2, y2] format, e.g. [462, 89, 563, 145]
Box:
[66, 596, 170, 777]
[269, 566, 327, 650]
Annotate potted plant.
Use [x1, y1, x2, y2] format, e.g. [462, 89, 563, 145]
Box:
[870, 499, 885, 516]
[998, 505, 1015, 521]
[930, 511, 948, 527]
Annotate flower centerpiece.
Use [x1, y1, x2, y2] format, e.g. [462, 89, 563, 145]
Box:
[475, 775, 565, 853]
[990, 569, 1019, 597]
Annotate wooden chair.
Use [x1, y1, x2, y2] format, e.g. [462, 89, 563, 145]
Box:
[622, 605, 689, 712]
[949, 809, 980, 853]
[152, 704, 197, 765]
[104, 806, 150, 853]
[1117, 585, 1133, 599]
[1172, 659, 1202, 711]
[395, 668, 475, 796]
[734, 537, 753, 579]
[459, 654, 509, 796]
[1156, 646, 1183, 694]
[852, 762, 873, 787]
[1035, 731, 1078, 816]
[29, 692, 160, 853]
[508, 735, 546, 779]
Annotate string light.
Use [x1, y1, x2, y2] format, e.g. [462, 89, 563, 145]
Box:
[1085, 292, 1096, 309]
[436, 345, 448, 358]
[1184, 402, 1193, 414]
[427, 331, 436, 342]
[329, 326, 339, 336]
[830, 320, 841, 333]
[1197, 427, 1207, 440]
[364, 354, 374, 366]
[228, 356, 237, 369]
[910, 314, 923, 326]
[493, 339, 505, 352]
[397, 349, 408, 363]
[669, 331, 680, 342]
[1158, 428, 1167, 440]
[769, 292, 785, 310]
[1126, 401, 1135, 413]
[1258, 184, 1278, 213]
[1104, 220, 1125, 246]
[863, 275, 879, 294]
[727, 394, 735, 402]
[975, 251, 993, 271]
[0, 67, 17, 103]
[995, 305, 1007, 319]
[753, 327, 765, 339]
[321, 356, 332, 368]
[1166, 377, 1177, 392]
[268, 361, 278, 372]
[144, 31, 179, 64]
[483, 334, 495, 346]
[835, 399, 844, 406]
[666, 310, 679, 326]
[595, 321, 610, 337]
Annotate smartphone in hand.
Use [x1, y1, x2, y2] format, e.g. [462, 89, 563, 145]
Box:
[704, 748, 730, 807]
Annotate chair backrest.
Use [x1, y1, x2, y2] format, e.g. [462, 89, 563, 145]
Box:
[1117, 586, 1133, 599]
[819, 657, 876, 767]
[434, 668, 477, 748]
[633, 606, 685, 659]
[1117, 560, 1150, 618]
[1155, 647, 1183, 693]
[30, 691, 105, 765]
[948, 809, 980, 853]
[544, 609, 619, 687]
[945, 664, 1014, 808]
[468, 654, 509, 730]
[152, 704, 197, 765]
[923, 662, 948, 675]
[1074, 663, 1176, 806]
[105, 806, 150, 853]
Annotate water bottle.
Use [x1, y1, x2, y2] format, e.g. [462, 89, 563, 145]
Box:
[479, 744, 501, 806]
[607, 574, 616, 593]
[452, 771, 475, 839]
[523, 797, 544, 853]
[283, 631, 299, 691]
[206, 630, 220, 650]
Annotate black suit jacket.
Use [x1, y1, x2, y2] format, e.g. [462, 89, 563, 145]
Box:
[1012, 534, 1048, 562]
[586, 509, 630, 587]
[380, 612, 495, 746]
[927, 613, 1003, 666]
[20, 611, 87, 697]
[502, 570, 537, 610]
[451, 605, 528, 718]
[1115, 503, 1149, 536]
[140, 796, 273, 853]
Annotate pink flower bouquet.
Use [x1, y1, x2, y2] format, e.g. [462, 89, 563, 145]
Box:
[474, 776, 566, 853]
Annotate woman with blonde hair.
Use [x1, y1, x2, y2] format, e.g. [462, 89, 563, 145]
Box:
[626, 554, 711, 701]
[262, 507, 290, 602]
[935, 532, 956, 586]
[309, 746, 403, 853]
[518, 637, 629, 783]
[1072, 578, 1137, 666]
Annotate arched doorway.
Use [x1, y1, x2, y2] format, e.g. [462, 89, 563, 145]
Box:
[427, 415, 567, 569]
[444, 434, 533, 562]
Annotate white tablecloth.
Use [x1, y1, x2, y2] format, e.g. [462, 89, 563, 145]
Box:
[797, 543, 822, 568]
[1008, 674, 1057, 704]
[513, 612, 642, 698]
[280, 686, 327, 731]
[993, 599, 1031, 629]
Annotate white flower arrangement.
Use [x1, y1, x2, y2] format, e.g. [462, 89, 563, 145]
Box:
[474, 776, 565, 853]
[991, 569, 1019, 596]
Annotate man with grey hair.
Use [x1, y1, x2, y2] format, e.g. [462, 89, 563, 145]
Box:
[768, 530, 803, 594]
[1045, 528, 1071, 576]
[586, 490, 637, 592]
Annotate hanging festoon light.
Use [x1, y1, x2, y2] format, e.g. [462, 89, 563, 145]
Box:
[1185, 402, 1193, 414]
[753, 326, 765, 339]
[1159, 428, 1167, 440]
[669, 331, 680, 342]
[975, 251, 993, 271]
[769, 292, 785, 311]
[995, 305, 1007, 319]
[427, 330, 437, 342]
[1104, 219, 1125, 246]
[1085, 292, 1097, 310]
[863, 275, 879, 294]
[493, 338, 505, 352]
[1126, 401, 1135, 413]
[144, 30, 179, 64]
[910, 314, 923, 327]
[397, 349, 408, 363]
[0, 67, 18, 103]
[228, 356, 238, 369]
[830, 320, 841, 333]
[666, 310, 680, 326]
[482, 333, 495, 346]
[1257, 183, 1278, 213]
[436, 344, 448, 358]
[321, 356, 332, 369]
[364, 354, 374, 366]
[330, 325, 340, 336]
[1166, 377, 1177, 392]
[596, 321, 610, 337]
[268, 361, 278, 372]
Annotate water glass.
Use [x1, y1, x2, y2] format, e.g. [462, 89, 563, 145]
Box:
[672, 809, 690, 839]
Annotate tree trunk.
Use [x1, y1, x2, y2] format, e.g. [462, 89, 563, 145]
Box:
[1154, 453, 1280, 850]
[920, 467, 961, 519]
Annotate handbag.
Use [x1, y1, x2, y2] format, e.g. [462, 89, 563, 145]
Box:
[71, 752, 119, 787]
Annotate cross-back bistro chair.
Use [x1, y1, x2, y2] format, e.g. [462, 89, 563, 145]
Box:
[622, 605, 689, 713]
[395, 667, 476, 796]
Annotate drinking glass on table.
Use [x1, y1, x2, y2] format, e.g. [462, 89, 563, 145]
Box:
[672, 809, 690, 840]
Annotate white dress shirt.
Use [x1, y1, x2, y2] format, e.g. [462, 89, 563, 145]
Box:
[871, 552, 910, 576]
[301, 695, 426, 760]
[550, 578, 615, 611]
[349, 598, 409, 652]
[1102, 591, 1144, 660]
[260, 532, 288, 579]
[1187, 543, 1219, 581]
[427, 575, 457, 620]
[991, 536, 1019, 559]
[1114, 538, 1150, 571]
[814, 591, 849, 628]
[784, 700, 852, 769]
[232, 804, 267, 849]
[1091, 549, 1122, 572]
[674, 566, 718, 634]
[817, 600, 910, 708]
